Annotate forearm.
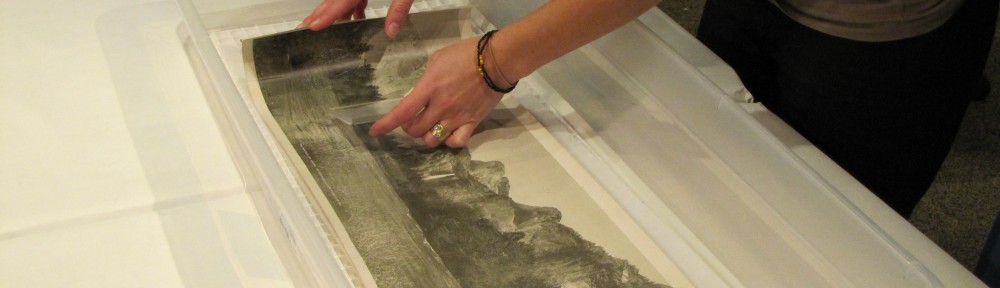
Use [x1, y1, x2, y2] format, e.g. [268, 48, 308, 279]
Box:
[367, 0, 661, 146]
[489, 0, 661, 81]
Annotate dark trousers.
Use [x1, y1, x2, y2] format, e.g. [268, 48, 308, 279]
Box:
[697, 0, 997, 217]
[979, 212, 1000, 287]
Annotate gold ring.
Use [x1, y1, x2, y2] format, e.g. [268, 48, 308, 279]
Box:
[431, 123, 449, 142]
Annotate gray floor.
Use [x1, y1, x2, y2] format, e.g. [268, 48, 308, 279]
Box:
[657, 1, 1000, 271]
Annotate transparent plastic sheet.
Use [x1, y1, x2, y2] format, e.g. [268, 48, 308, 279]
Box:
[528, 16, 941, 288]
[177, 0, 349, 286]
[464, 2, 941, 287]
[176, 0, 944, 287]
[589, 20, 939, 287]
[196, 4, 708, 287]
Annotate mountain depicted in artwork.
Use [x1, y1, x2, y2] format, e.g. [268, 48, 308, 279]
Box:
[361, 131, 669, 287]
[247, 8, 671, 287]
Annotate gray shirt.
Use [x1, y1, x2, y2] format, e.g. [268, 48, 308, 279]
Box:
[771, 0, 965, 42]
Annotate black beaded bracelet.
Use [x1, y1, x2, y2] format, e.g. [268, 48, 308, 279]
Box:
[477, 30, 517, 94]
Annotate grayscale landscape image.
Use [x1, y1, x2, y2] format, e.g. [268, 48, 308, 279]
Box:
[246, 9, 669, 287]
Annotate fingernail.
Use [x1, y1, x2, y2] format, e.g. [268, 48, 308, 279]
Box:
[387, 22, 400, 38]
[309, 19, 323, 30]
[296, 21, 306, 29]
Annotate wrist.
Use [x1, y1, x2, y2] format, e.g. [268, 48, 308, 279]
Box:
[483, 44, 516, 88]
[482, 29, 531, 85]
[477, 30, 519, 93]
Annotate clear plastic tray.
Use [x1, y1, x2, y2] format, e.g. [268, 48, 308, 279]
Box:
[176, 0, 942, 287]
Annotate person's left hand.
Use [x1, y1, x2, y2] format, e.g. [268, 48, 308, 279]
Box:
[298, 0, 414, 38]
[298, 0, 369, 30]
[368, 37, 504, 148]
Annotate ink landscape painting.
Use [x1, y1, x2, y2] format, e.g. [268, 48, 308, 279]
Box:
[243, 8, 691, 288]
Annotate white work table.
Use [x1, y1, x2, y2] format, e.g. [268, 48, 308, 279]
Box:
[0, 0, 984, 287]
[2, 0, 290, 286]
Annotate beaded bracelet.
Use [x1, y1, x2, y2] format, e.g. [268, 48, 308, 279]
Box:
[477, 30, 517, 94]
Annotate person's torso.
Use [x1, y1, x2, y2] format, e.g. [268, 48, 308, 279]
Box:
[770, 0, 965, 41]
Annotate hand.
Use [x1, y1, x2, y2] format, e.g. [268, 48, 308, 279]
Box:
[368, 37, 505, 148]
[298, 0, 414, 38]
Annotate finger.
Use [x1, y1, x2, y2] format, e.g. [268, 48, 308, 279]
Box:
[369, 90, 430, 136]
[307, 0, 359, 30]
[298, 0, 333, 28]
[444, 122, 477, 148]
[404, 101, 448, 138]
[385, 0, 414, 38]
[421, 121, 453, 148]
[352, 0, 367, 20]
[400, 117, 415, 132]
[352, 6, 365, 20]
[400, 106, 430, 135]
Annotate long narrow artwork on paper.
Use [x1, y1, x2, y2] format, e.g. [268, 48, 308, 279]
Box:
[243, 8, 686, 288]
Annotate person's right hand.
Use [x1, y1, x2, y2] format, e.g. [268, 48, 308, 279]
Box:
[298, 0, 414, 38]
[368, 37, 506, 148]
